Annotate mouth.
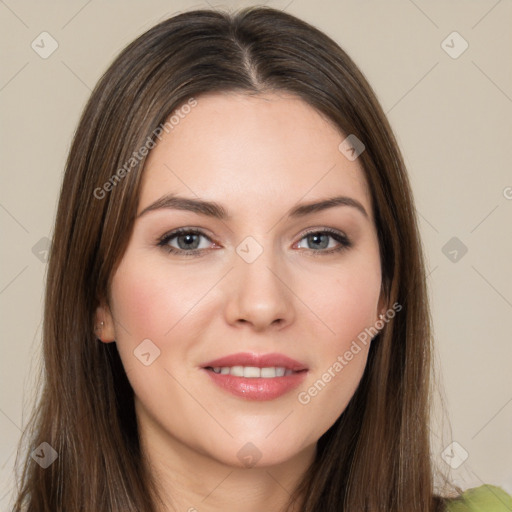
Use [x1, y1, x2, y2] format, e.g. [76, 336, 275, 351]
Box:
[200, 352, 309, 400]
[204, 365, 306, 377]
[201, 352, 308, 374]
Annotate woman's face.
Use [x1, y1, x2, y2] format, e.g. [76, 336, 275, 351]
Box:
[98, 91, 386, 469]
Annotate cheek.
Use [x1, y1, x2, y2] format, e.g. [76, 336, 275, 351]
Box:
[107, 256, 205, 414]
[331, 274, 380, 342]
[294, 251, 381, 411]
[109, 255, 209, 341]
[303, 254, 382, 350]
[294, 271, 378, 433]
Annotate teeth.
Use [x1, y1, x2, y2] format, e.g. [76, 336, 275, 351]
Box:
[210, 366, 294, 378]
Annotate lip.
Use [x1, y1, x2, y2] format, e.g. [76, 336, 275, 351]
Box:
[200, 352, 309, 401]
[201, 352, 308, 372]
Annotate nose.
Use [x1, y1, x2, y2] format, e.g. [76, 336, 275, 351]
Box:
[223, 244, 296, 332]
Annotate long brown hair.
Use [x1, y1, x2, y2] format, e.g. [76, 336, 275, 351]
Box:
[13, 6, 455, 511]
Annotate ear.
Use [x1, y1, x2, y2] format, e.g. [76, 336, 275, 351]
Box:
[94, 301, 116, 343]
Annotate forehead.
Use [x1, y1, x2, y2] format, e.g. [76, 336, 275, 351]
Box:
[139, 92, 373, 220]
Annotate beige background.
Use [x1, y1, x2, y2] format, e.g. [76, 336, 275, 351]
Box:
[1, 0, 511, 507]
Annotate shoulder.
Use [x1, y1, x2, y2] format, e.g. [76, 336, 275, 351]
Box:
[444, 484, 512, 512]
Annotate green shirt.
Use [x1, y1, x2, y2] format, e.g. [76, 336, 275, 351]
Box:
[445, 485, 512, 511]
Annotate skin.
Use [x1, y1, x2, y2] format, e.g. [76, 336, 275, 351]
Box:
[96, 91, 387, 512]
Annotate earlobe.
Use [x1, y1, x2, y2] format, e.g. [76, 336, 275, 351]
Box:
[94, 304, 116, 343]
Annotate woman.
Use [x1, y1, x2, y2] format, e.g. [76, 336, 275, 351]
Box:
[13, 6, 512, 512]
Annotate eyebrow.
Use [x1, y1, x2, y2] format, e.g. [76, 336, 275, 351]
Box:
[136, 194, 369, 220]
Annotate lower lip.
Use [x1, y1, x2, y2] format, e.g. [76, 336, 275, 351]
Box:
[202, 368, 308, 401]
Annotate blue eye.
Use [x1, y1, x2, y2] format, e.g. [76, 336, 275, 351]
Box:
[295, 229, 352, 254]
[157, 228, 213, 255]
[157, 227, 352, 257]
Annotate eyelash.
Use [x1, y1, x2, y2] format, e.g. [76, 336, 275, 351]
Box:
[156, 227, 352, 257]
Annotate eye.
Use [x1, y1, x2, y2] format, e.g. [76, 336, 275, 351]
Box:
[157, 227, 352, 257]
[157, 228, 215, 255]
[295, 229, 351, 254]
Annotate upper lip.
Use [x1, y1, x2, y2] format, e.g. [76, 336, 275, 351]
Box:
[201, 352, 308, 372]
